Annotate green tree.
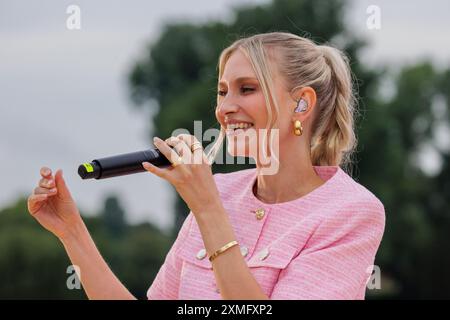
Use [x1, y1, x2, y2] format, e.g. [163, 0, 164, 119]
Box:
[100, 194, 126, 238]
[0, 197, 171, 299]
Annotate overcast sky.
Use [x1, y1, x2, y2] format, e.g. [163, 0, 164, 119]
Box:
[1, 0, 449, 232]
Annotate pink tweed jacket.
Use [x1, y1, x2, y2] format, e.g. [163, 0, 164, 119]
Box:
[147, 165, 386, 300]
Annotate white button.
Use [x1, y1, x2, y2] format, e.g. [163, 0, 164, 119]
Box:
[240, 246, 249, 257]
[259, 247, 270, 261]
[196, 248, 207, 260]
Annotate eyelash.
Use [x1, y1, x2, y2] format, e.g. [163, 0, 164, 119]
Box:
[218, 87, 255, 96]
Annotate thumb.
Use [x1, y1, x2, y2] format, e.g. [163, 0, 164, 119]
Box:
[142, 162, 168, 180]
[54, 169, 74, 201]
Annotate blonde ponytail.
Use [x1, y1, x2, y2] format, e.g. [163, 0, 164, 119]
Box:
[311, 45, 357, 171]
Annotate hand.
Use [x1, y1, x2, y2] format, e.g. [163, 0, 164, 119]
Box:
[142, 134, 222, 215]
[27, 167, 83, 240]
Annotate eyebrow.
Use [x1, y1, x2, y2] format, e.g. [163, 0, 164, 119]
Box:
[218, 76, 258, 87]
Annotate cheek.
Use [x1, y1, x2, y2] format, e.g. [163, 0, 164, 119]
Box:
[215, 107, 222, 124]
[244, 95, 267, 126]
[278, 119, 292, 137]
[275, 102, 294, 136]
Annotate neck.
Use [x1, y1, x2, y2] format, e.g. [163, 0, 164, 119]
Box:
[253, 141, 326, 204]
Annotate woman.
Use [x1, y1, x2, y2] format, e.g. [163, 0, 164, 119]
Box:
[27, 32, 385, 300]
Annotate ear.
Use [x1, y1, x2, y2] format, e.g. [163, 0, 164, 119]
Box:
[291, 86, 317, 122]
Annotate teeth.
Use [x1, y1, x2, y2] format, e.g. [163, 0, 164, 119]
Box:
[227, 123, 254, 130]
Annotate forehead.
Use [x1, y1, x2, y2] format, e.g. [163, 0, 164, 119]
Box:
[219, 50, 257, 86]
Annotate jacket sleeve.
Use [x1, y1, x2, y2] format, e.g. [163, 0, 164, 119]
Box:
[270, 199, 386, 300]
[147, 173, 224, 299]
[146, 213, 194, 300]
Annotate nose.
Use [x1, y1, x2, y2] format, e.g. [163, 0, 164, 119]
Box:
[216, 100, 240, 121]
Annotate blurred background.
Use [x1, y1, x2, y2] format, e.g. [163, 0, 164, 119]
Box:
[1, 0, 449, 299]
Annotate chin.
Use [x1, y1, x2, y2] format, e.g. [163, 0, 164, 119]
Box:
[225, 127, 280, 172]
[225, 127, 259, 159]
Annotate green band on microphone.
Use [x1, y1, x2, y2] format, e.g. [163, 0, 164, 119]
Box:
[83, 163, 94, 173]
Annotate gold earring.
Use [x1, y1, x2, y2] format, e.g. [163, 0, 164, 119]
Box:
[294, 120, 303, 136]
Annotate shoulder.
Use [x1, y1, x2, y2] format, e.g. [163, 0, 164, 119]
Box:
[317, 168, 386, 238]
[300, 171, 386, 257]
[338, 169, 385, 219]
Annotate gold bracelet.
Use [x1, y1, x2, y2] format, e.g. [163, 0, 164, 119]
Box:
[208, 240, 239, 262]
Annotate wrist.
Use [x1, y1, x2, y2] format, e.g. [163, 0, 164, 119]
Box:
[195, 200, 226, 219]
[195, 204, 232, 238]
[194, 205, 238, 261]
[59, 218, 89, 247]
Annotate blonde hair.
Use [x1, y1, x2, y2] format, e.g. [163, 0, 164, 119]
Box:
[207, 32, 358, 173]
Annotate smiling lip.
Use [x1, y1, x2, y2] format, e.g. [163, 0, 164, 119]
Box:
[225, 125, 255, 136]
[222, 118, 255, 135]
[225, 119, 253, 124]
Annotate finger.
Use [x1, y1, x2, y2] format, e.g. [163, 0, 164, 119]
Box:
[192, 147, 208, 165]
[33, 186, 58, 196]
[176, 134, 201, 151]
[27, 193, 48, 215]
[178, 133, 202, 146]
[165, 136, 178, 144]
[165, 137, 183, 155]
[166, 137, 190, 159]
[39, 177, 55, 189]
[154, 137, 183, 165]
[142, 161, 169, 180]
[177, 134, 208, 164]
[29, 193, 48, 202]
[54, 169, 73, 201]
[40, 167, 53, 178]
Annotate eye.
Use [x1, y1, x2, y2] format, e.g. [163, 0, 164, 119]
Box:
[241, 87, 254, 93]
[217, 86, 255, 96]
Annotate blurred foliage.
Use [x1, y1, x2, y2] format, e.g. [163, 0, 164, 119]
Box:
[1, 0, 449, 299]
[128, 0, 450, 299]
[0, 196, 171, 299]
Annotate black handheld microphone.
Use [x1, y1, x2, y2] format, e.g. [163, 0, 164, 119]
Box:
[78, 148, 172, 180]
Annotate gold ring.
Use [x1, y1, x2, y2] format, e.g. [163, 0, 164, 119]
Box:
[190, 142, 202, 152]
[171, 156, 183, 168]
